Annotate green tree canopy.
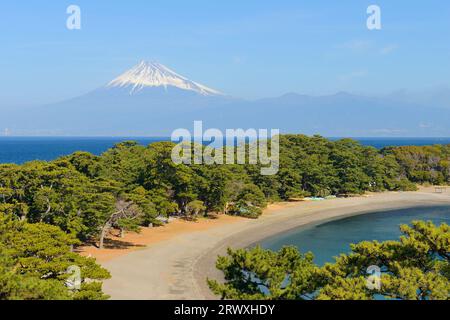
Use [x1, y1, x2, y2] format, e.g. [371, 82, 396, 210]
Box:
[0, 213, 110, 300]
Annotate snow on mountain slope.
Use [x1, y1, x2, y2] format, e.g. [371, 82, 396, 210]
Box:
[107, 61, 223, 96]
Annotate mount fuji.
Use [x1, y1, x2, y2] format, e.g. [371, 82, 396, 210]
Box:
[107, 61, 223, 96]
[4, 61, 235, 136]
[2, 61, 450, 136]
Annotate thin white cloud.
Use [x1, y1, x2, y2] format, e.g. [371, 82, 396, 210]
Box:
[370, 128, 407, 134]
[338, 70, 368, 82]
[337, 41, 399, 56]
[232, 56, 245, 65]
[380, 45, 399, 55]
[419, 123, 432, 129]
[336, 40, 372, 52]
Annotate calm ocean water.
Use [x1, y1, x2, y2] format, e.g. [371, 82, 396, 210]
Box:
[0, 137, 166, 164]
[261, 206, 450, 265]
[0, 137, 450, 164]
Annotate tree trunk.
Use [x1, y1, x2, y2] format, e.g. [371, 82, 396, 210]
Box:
[224, 202, 230, 215]
[99, 223, 110, 249]
[120, 227, 125, 238]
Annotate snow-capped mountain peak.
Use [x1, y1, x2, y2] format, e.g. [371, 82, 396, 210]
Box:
[107, 61, 223, 96]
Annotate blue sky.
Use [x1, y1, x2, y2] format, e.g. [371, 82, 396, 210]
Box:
[0, 0, 449, 106]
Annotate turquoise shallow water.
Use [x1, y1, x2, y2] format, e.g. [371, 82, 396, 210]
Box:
[260, 205, 450, 265]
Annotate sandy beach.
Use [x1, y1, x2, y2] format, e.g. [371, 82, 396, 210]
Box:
[98, 188, 450, 300]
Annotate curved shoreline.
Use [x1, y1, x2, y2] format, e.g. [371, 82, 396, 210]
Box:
[247, 204, 450, 249]
[101, 189, 450, 300]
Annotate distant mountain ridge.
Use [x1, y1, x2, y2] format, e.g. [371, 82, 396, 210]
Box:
[2, 61, 450, 136]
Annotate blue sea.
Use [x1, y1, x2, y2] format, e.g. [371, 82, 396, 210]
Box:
[0, 137, 166, 164]
[261, 205, 450, 265]
[0, 136, 450, 164]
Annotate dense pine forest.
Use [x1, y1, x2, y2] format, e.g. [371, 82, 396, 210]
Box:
[1, 135, 449, 299]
